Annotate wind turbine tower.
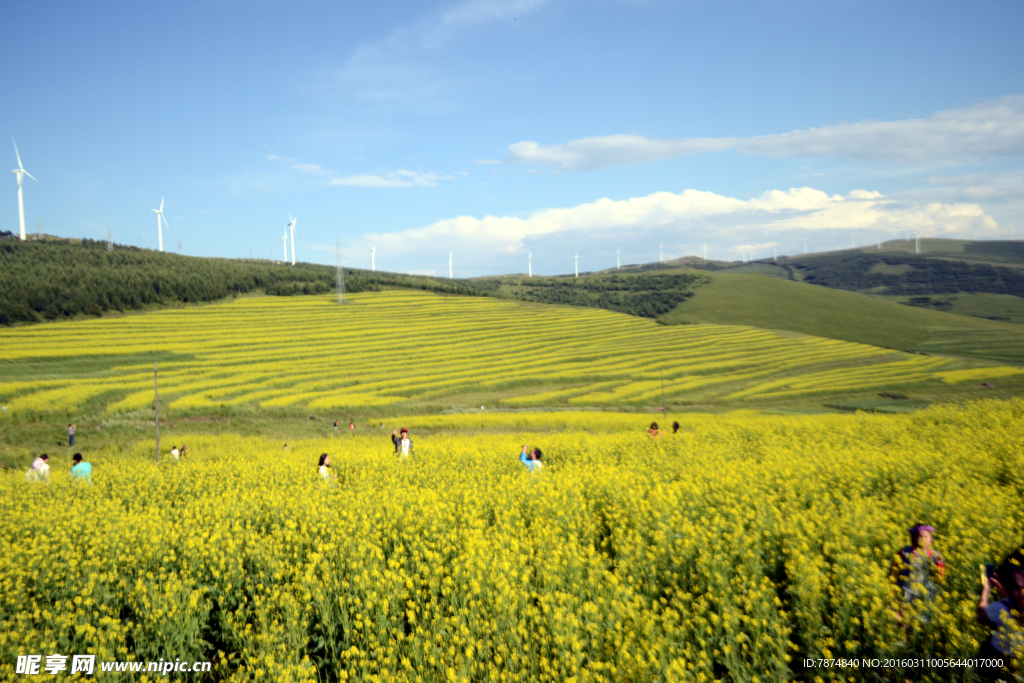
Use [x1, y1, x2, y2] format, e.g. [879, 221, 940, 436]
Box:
[915, 233, 921, 254]
[528, 252, 532, 277]
[287, 215, 297, 265]
[449, 252, 453, 279]
[371, 247, 375, 271]
[659, 243, 663, 263]
[616, 248, 620, 269]
[106, 228, 113, 252]
[574, 253, 578, 278]
[152, 198, 168, 252]
[11, 141, 36, 241]
[773, 245, 777, 260]
[282, 230, 288, 262]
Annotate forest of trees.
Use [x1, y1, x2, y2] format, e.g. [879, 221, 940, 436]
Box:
[781, 252, 1024, 297]
[0, 240, 482, 325]
[490, 272, 709, 318]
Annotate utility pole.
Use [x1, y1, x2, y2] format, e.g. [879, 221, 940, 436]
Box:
[154, 363, 160, 460]
[336, 237, 347, 304]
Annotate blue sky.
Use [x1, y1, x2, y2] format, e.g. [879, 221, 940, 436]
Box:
[3, 0, 1023, 276]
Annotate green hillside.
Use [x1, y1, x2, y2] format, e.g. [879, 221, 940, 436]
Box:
[0, 238, 483, 325]
[660, 271, 1024, 365]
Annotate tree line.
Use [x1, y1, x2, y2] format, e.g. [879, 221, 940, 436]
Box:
[0, 240, 482, 325]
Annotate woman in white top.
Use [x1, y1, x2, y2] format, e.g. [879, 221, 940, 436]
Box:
[26, 454, 50, 483]
[317, 453, 335, 481]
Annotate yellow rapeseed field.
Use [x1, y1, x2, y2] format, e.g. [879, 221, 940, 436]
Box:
[2, 399, 1022, 682]
[0, 291, 1007, 416]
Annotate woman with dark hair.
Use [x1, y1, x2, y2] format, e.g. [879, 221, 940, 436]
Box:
[648, 422, 662, 437]
[317, 453, 335, 481]
[672, 421, 680, 434]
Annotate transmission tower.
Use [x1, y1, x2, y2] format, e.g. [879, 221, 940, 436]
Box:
[336, 237, 347, 304]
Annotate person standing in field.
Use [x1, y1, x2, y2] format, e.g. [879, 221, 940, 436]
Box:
[70, 453, 92, 483]
[26, 454, 50, 483]
[648, 422, 662, 437]
[519, 445, 543, 472]
[977, 549, 1024, 680]
[530, 447, 543, 471]
[171, 445, 180, 461]
[672, 421, 680, 434]
[68, 423, 76, 447]
[890, 524, 945, 621]
[349, 420, 355, 434]
[317, 453, 336, 481]
[398, 428, 413, 458]
[334, 420, 339, 431]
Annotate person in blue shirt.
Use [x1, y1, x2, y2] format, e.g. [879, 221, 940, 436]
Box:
[519, 445, 543, 472]
[70, 453, 92, 483]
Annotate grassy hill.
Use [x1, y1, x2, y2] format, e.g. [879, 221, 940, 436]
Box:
[659, 270, 1024, 365]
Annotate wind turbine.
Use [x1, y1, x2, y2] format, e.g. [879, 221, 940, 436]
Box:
[282, 229, 288, 262]
[528, 252, 532, 277]
[371, 246, 375, 271]
[659, 243, 663, 263]
[574, 253, 578, 278]
[449, 252, 453, 279]
[152, 198, 169, 252]
[12, 141, 37, 241]
[616, 248, 620, 269]
[287, 215, 297, 265]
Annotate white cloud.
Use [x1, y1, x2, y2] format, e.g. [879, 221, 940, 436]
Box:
[328, 170, 453, 188]
[506, 94, 1024, 170]
[363, 186, 998, 255]
[269, 154, 452, 189]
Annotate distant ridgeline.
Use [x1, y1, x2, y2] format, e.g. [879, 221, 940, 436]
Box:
[0, 239, 481, 325]
[780, 249, 1024, 297]
[479, 272, 710, 319]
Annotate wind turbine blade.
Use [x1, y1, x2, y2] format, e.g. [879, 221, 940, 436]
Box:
[160, 198, 165, 212]
[161, 213, 170, 228]
[24, 171, 37, 182]
[12, 140, 23, 170]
